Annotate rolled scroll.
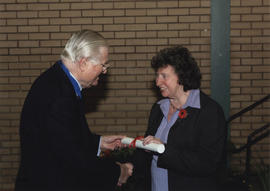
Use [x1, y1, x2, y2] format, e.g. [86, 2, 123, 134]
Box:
[121, 137, 165, 154]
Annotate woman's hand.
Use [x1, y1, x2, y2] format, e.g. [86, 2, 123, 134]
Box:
[143, 135, 163, 145]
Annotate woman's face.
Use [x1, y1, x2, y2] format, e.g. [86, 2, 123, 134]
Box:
[155, 65, 181, 98]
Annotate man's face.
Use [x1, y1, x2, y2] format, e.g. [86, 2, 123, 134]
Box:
[78, 47, 109, 89]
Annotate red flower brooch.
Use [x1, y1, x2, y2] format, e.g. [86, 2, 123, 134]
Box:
[178, 109, 188, 119]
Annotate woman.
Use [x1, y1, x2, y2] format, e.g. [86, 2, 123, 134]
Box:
[132, 46, 227, 191]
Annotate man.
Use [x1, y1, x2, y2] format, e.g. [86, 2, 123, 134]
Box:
[15, 30, 133, 191]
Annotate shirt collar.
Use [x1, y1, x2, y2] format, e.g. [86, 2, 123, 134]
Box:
[69, 71, 82, 91]
[58, 60, 82, 98]
[158, 89, 201, 115]
[182, 89, 200, 109]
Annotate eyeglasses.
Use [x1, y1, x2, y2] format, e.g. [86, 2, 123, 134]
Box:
[86, 57, 110, 71]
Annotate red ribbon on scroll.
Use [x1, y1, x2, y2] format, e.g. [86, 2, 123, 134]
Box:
[129, 136, 144, 148]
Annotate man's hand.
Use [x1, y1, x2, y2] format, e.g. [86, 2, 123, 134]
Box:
[117, 162, 133, 186]
[100, 135, 125, 150]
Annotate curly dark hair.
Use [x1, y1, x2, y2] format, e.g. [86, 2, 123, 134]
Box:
[151, 46, 201, 92]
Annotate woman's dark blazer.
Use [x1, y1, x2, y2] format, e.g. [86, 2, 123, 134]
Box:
[133, 91, 227, 191]
[15, 62, 120, 191]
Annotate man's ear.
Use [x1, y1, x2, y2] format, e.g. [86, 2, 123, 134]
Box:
[78, 58, 88, 72]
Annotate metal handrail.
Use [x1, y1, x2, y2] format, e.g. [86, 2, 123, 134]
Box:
[226, 94, 270, 188]
[232, 123, 270, 154]
[244, 123, 270, 185]
[227, 94, 270, 124]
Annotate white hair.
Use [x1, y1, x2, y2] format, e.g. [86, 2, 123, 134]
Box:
[60, 30, 108, 65]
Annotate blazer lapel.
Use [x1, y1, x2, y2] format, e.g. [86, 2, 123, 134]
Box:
[146, 103, 164, 136]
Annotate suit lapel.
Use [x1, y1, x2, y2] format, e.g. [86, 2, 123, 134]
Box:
[146, 103, 164, 136]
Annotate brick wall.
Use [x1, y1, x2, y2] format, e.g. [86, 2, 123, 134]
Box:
[0, 0, 269, 190]
[230, 0, 270, 169]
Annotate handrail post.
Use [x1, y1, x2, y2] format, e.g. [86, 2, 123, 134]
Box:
[245, 136, 251, 187]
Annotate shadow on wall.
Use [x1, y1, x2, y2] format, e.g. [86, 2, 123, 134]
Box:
[151, 80, 162, 100]
[82, 78, 163, 114]
[82, 74, 109, 114]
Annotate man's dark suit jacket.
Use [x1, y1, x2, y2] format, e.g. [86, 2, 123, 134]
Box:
[15, 63, 120, 191]
[133, 91, 227, 191]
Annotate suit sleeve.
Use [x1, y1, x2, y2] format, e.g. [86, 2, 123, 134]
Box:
[157, 102, 227, 176]
[46, 97, 120, 185]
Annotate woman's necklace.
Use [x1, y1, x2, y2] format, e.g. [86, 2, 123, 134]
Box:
[170, 102, 181, 111]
